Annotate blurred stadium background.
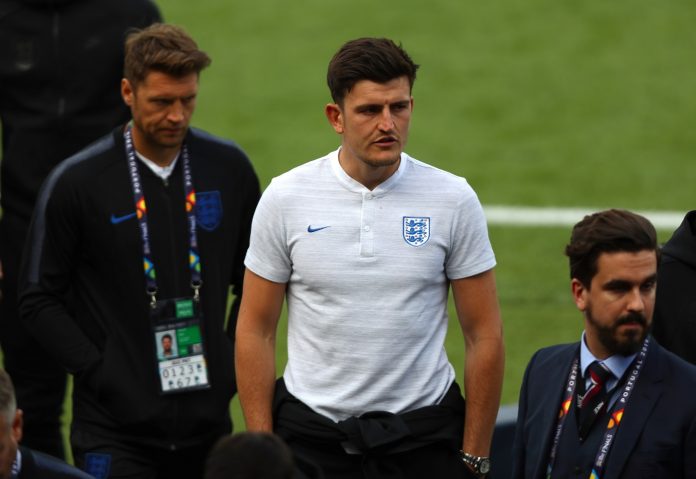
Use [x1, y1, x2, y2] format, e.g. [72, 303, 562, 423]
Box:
[160, 0, 696, 424]
[18, 0, 696, 456]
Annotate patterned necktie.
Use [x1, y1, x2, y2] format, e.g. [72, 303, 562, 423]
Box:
[578, 360, 613, 440]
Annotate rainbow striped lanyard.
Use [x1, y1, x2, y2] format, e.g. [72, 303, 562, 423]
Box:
[124, 126, 202, 306]
[546, 337, 649, 479]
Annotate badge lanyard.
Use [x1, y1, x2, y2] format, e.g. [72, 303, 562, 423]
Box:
[124, 126, 202, 305]
[124, 127, 211, 394]
[546, 337, 649, 479]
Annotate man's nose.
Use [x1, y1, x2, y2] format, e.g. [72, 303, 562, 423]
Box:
[626, 287, 646, 313]
[378, 107, 395, 131]
[167, 101, 185, 123]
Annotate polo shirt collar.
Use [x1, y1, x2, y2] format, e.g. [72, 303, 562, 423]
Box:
[330, 148, 407, 195]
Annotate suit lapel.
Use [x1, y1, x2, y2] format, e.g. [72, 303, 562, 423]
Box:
[532, 344, 579, 478]
[603, 339, 664, 479]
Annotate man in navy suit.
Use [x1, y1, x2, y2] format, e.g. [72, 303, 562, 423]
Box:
[512, 209, 696, 479]
[0, 368, 93, 479]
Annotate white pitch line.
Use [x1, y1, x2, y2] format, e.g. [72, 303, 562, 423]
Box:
[483, 205, 686, 230]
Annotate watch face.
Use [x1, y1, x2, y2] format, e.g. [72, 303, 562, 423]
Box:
[479, 458, 491, 475]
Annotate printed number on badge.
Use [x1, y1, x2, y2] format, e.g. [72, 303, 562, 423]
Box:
[159, 355, 208, 392]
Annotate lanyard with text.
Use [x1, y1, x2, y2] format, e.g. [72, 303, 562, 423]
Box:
[546, 337, 649, 479]
[124, 126, 202, 305]
[124, 127, 210, 394]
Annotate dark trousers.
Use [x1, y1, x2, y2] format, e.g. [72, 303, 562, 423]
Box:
[0, 216, 67, 459]
[288, 435, 472, 479]
[72, 428, 219, 479]
[274, 379, 474, 479]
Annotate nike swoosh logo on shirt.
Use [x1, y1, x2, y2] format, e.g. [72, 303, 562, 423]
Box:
[307, 225, 330, 233]
[110, 212, 137, 224]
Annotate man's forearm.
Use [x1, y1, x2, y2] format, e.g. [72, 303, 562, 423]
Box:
[235, 331, 277, 432]
[462, 335, 505, 455]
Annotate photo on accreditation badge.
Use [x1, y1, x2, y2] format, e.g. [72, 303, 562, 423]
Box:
[157, 330, 179, 359]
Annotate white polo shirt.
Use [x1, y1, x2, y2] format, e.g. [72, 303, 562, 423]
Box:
[245, 149, 496, 421]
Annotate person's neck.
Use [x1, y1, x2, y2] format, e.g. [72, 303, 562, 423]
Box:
[130, 127, 181, 167]
[338, 149, 400, 191]
[583, 331, 611, 360]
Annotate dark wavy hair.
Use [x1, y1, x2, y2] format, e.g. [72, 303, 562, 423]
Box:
[124, 23, 211, 87]
[327, 37, 419, 105]
[565, 209, 659, 287]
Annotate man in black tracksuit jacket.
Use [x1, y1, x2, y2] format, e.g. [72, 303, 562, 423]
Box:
[0, 0, 161, 458]
[18, 24, 260, 477]
[20, 127, 259, 465]
[652, 210, 696, 365]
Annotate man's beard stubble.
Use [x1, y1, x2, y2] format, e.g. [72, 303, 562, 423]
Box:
[586, 310, 648, 356]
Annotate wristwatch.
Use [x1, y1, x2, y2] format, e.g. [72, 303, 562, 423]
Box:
[460, 451, 491, 477]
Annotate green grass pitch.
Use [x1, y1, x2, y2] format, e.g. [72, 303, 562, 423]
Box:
[48, 0, 696, 454]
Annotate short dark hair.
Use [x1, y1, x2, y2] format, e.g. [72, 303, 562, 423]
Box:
[327, 37, 419, 105]
[205, 432, 294, 479]
[0, 369, 17, 426]
[124, 23, 211, 87]
[565, 209, 659, 287]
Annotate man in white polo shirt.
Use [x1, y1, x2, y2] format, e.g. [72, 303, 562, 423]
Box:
[236, 37, 504, 479]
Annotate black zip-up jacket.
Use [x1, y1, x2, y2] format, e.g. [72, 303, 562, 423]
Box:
[653, 210, 696, 365]
[19, 127, 260, 449]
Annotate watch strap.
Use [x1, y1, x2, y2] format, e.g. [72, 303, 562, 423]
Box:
[460, 451, 491, 476]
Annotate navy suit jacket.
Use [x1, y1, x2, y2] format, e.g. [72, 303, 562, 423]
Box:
[18, 446, 94, 479]
[512, 337, 696, 479]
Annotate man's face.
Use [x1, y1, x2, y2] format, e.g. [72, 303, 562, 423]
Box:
[162, 336, 172, 353]
[0, 411, 22, 479]
[572, 250, 657, 358]
[121, 71, 198, 160]
[325, 77, 413, 185]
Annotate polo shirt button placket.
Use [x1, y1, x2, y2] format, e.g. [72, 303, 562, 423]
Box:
[360, 191, 375, 257]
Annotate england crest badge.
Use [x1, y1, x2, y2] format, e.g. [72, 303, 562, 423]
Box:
[196, 191, 223, 232]
[403, 216, 430, 246]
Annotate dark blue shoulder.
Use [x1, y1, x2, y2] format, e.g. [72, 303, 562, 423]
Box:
[186, 128, 256, 180]
[534, 342, 578, 361]
[33, 132, 117, 214]
[46, 134, 115, 185]
[20, 447, 95, 478]
[188, 127, 246, 155]
[651, 337, 696, 380]
[527, 342, 578, 372]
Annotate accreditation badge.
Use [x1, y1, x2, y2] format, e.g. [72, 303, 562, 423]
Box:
[150, 297, 210, 394]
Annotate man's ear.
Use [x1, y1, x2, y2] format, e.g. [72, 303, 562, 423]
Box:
[121, 78, 135, 107]
[325, 103, 344, 134]
[12, 409, 23, 443]
[571, 278, 588, 311]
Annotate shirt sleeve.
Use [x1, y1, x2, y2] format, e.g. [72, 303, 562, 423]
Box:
[244, 179, 293, 284]
[445, 183, 496, 280]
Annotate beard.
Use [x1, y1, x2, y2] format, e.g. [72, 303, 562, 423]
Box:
[360, 151, 401, 168]
[586, 310, 648, 356]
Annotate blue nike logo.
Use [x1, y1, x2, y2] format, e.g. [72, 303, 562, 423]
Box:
[307, 225, 330, 233]
[110, 212, 137, 224]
